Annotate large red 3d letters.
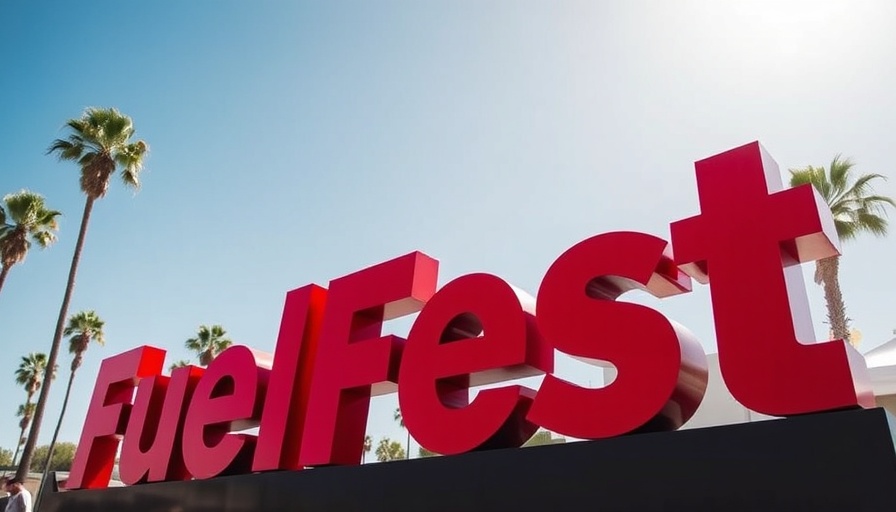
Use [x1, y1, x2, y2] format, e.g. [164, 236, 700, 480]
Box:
[68, 141, 874, 489]
[670, 144, 873, 415]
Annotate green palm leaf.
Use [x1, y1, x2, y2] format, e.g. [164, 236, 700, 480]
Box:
[47, 107, 149, 199]
[63, 310, 106, 372]
[186, 324, 233, 366]
[0, 191, 60, 294]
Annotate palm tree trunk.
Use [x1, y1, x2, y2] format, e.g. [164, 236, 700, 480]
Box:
[34, 369, 77, 512]
[0, 264, 10, 296]
[817, 255, 851, 345]
[12, 393, 34, 466]
[12, 426, 26, 467]
[17, 196, 95, 480]
[200, 349, 212, 367]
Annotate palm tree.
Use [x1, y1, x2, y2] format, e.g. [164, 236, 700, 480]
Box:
[12, 403, 35, 466]
[14, 353, 48, 407]
[0, 190, 61, 295]
[18, 107, 148, 479]
[13, 353, 49, 466]
[375, 437, 405, 462]
[41, 311, 105, 487]
[186, 324, 233, 366]
[394, 407, 410, 459]
[168, 360, 192, 372]
[789, 155, 894, 344]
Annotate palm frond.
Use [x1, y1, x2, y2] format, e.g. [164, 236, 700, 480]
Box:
[854, 210, 889, 237]
[790, 156, 894, 242]
[3, 191, 38, 221]
[861, 194, 896, 207]
[184, 337, 203, 352]
[790, 167, 831, 202]
[0, 191, 61, 256]
[14, 353, 48, 387]
[186, 324, 232, 364]
[47, 139, 82, 162]
[844, 173, 886, 200]
[35, 209, 61, 228]
[16, 402, 35, 418]
[64, 118, 88, 135]
[115, 140, 148, 189]
[53, 107, 148, 198]
[63, 310, 106, 350]
[827, 155, 853, 199]
[32, 231, 56, 249]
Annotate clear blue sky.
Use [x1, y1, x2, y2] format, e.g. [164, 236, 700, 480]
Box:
[1, 1, 894, 460]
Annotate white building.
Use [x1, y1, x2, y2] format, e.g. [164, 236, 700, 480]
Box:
[683, 338, 896, 429]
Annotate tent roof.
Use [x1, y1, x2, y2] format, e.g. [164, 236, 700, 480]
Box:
[863, 337, 896, 368]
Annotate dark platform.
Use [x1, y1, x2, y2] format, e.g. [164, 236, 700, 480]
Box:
[38, 407, 896, 512]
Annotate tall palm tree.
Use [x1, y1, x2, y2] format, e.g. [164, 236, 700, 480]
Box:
[186, 324, 233, 366]
[394, 407, 410, 459]
[14, 353, 48, 408]
[13, 353, 49, 466]
[18, 107, 148, 479]
[13, 403, 34, 466]
[41, 311, 105, 487]
[0, 190, 61, 295]
[789, 155, 894, 344]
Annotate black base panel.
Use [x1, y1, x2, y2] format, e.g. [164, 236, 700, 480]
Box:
[38, 407, 896, 512]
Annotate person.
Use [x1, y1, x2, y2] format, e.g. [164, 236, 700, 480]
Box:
[0, 477, 8, 510]
[3, 478, 31, 512]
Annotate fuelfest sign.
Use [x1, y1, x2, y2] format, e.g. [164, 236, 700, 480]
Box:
[67, 142, 875, 490]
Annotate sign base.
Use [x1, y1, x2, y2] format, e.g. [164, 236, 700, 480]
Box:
[39, 407, 896, 511]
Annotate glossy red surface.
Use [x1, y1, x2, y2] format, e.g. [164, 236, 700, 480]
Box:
[671, 141, 874, 416]
[67, 346, 166, 489]
[67, 142, 875, 490]
[119, 365, 203, 484]
[528, 231, 707, 438]
[253, 284, 327, 472]
[181, 346, 271, 479]
[298, 251, 439, 466]
[399, 273, 551, 455]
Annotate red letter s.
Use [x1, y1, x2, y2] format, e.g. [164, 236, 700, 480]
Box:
[528, 232, 707, 438]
